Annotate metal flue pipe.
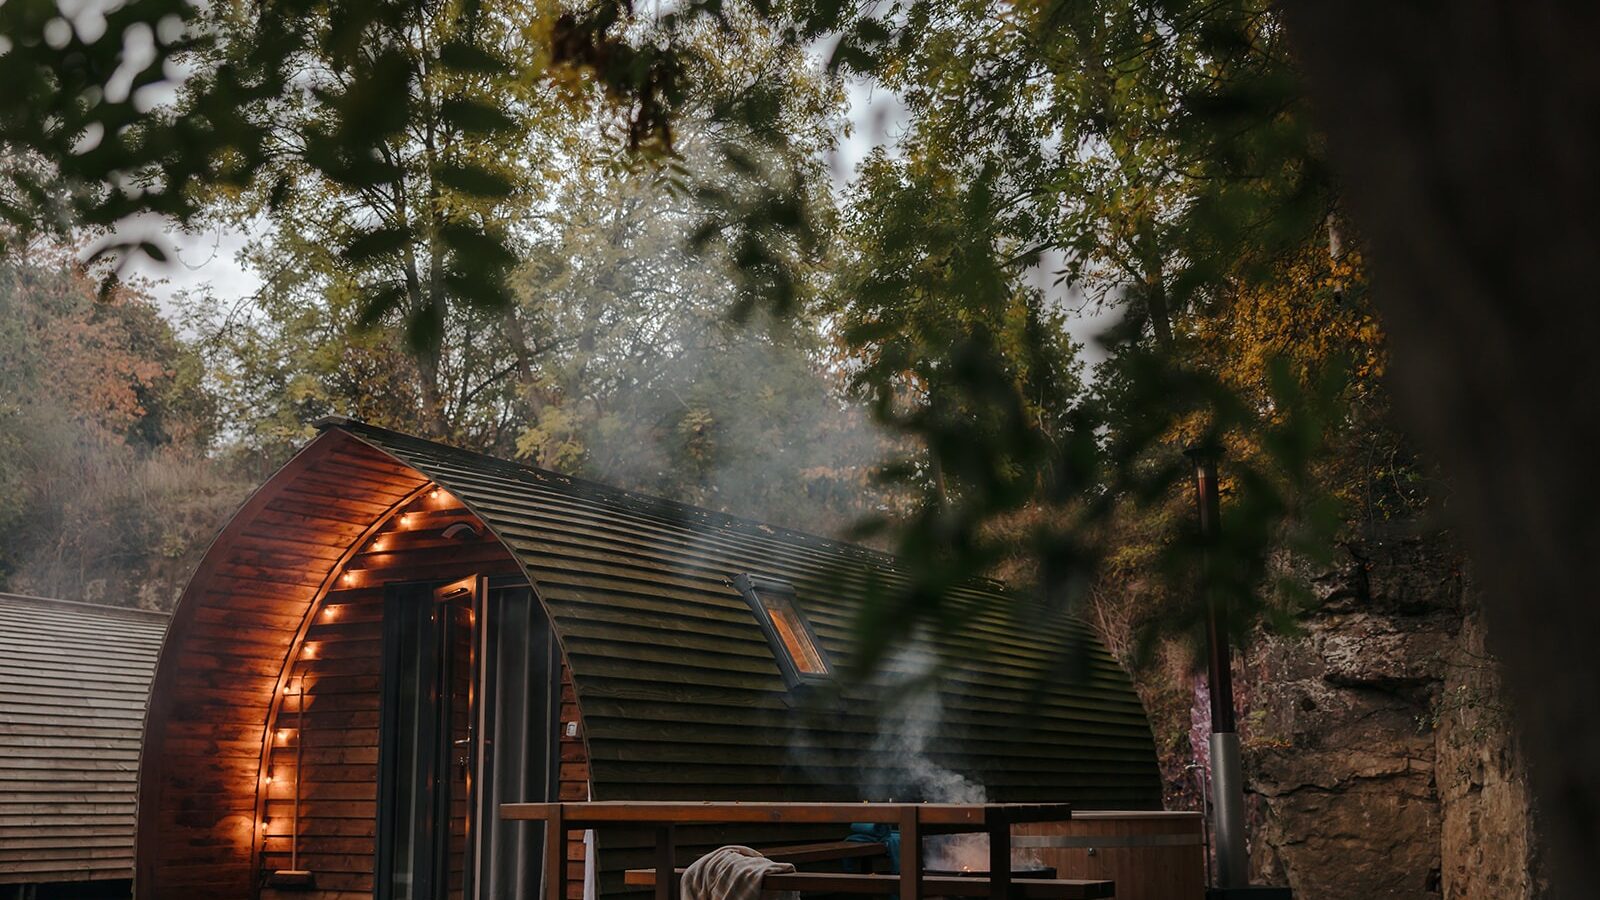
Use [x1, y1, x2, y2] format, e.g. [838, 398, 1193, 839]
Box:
[1185, 446, 1249, 890]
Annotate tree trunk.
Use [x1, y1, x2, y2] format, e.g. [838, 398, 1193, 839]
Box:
[1136, 216, 1175, 350]
[499, 307, 549, 424]
[415, 348, 448, 439]
[1283, 3, 1600, 894]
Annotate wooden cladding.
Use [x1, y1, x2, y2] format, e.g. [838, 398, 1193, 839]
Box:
[341, 421, 1161, 809]
[339, 422, 1162, 899]
[137, 436, 430, 900]
[138, 432, 591, 900]
[560, 663, 589, 900]
[260, 489, 518, 899]
[0, 594, 166, 887]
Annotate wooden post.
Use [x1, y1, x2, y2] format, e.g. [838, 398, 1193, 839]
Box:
[899, 806, 922, 900]
[654, 825, 677, 900]
[985, 808, 1009, 900]
[545, 804, 567, 900]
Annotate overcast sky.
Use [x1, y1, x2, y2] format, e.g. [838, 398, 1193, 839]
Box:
[124, 74, 1118, 362]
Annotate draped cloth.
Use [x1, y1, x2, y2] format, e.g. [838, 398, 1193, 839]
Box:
[679, 846, 799, 900]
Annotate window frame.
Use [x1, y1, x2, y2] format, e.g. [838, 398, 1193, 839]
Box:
[732, 573, 833, 690]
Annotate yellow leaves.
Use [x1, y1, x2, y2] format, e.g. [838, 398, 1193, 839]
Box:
[677, 407, 718, 464]
[515, 407, 586, 471]
[1188, 241, 1384, 408]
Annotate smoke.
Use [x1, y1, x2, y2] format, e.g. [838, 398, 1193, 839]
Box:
[864, 642, 1036, 873]
[865, 642, 987, 805]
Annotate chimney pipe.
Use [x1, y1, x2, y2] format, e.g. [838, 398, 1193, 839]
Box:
[1185, 445, 1249, 890]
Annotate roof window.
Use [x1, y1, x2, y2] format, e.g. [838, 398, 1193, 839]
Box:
[733, 574, 831, 688]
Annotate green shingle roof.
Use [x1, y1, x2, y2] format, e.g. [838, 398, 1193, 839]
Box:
[335, 421, 1161, 811]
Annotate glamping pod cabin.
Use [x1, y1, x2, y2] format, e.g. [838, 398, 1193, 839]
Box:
[136, 421, 1188, 900]
[0, 593, 166, 897]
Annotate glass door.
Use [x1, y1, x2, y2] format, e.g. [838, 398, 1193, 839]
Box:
[473, 581, 562, 899]
[376, 578, 479, 900]
[376, 577, 560, 900]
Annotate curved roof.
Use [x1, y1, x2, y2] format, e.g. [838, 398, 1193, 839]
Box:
[136, 421, 1159, 899]
[340, 421, 1162, 807]
[0, 592, 166, 885]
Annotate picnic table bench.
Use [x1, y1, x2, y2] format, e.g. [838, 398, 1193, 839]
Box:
[757, 840, 890, 865]
[501, 801, 1116, 900]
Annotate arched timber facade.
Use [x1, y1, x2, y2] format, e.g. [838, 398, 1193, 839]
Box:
[136, 420, 1161, 900]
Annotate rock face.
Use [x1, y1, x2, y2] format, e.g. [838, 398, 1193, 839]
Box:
[1220, 533, 1547, 898]
[1434, 606, 1550, 898]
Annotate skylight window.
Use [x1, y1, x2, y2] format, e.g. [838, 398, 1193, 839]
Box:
[733, 574, 831, 688]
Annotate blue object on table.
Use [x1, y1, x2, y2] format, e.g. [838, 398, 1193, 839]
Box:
[844, 823, 901, 874]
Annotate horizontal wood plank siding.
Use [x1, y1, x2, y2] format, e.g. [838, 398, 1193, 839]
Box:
[0, 593, 166, 885]
[342, 424, 1160, 808]
[136, 436, 431, 900]
[258, 494, 522, 899]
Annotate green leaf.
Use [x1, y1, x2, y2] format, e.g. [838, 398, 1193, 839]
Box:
[437, 40, 508, 74]
[341, 225, 412, 264]
[436, 161, 515, 198]
[439, 97, 517, 135]
[403, 294, 446, 352]
[356, 283, 408, 328]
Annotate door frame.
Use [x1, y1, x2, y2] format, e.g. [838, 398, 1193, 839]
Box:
[374, 575, 554, 900]
[374, 576, 484, 900]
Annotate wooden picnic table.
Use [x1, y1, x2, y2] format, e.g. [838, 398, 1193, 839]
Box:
[500, 801, 1099, 900]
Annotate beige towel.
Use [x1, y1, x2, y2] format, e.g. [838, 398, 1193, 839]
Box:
[680, 846, 798, 900]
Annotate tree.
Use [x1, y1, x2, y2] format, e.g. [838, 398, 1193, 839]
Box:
[196, 34, 898, 534]
[0, 234, 244, 607]
[1278, 2, 1600, 890]
[180, 0, 578, 436]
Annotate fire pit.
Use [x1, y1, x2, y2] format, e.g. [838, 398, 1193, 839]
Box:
[924, 865, 1058, 880]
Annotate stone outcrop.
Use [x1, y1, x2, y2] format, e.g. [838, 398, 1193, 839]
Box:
[1434, 606, 1549, 898]
[1209, 533, 1546, 898]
